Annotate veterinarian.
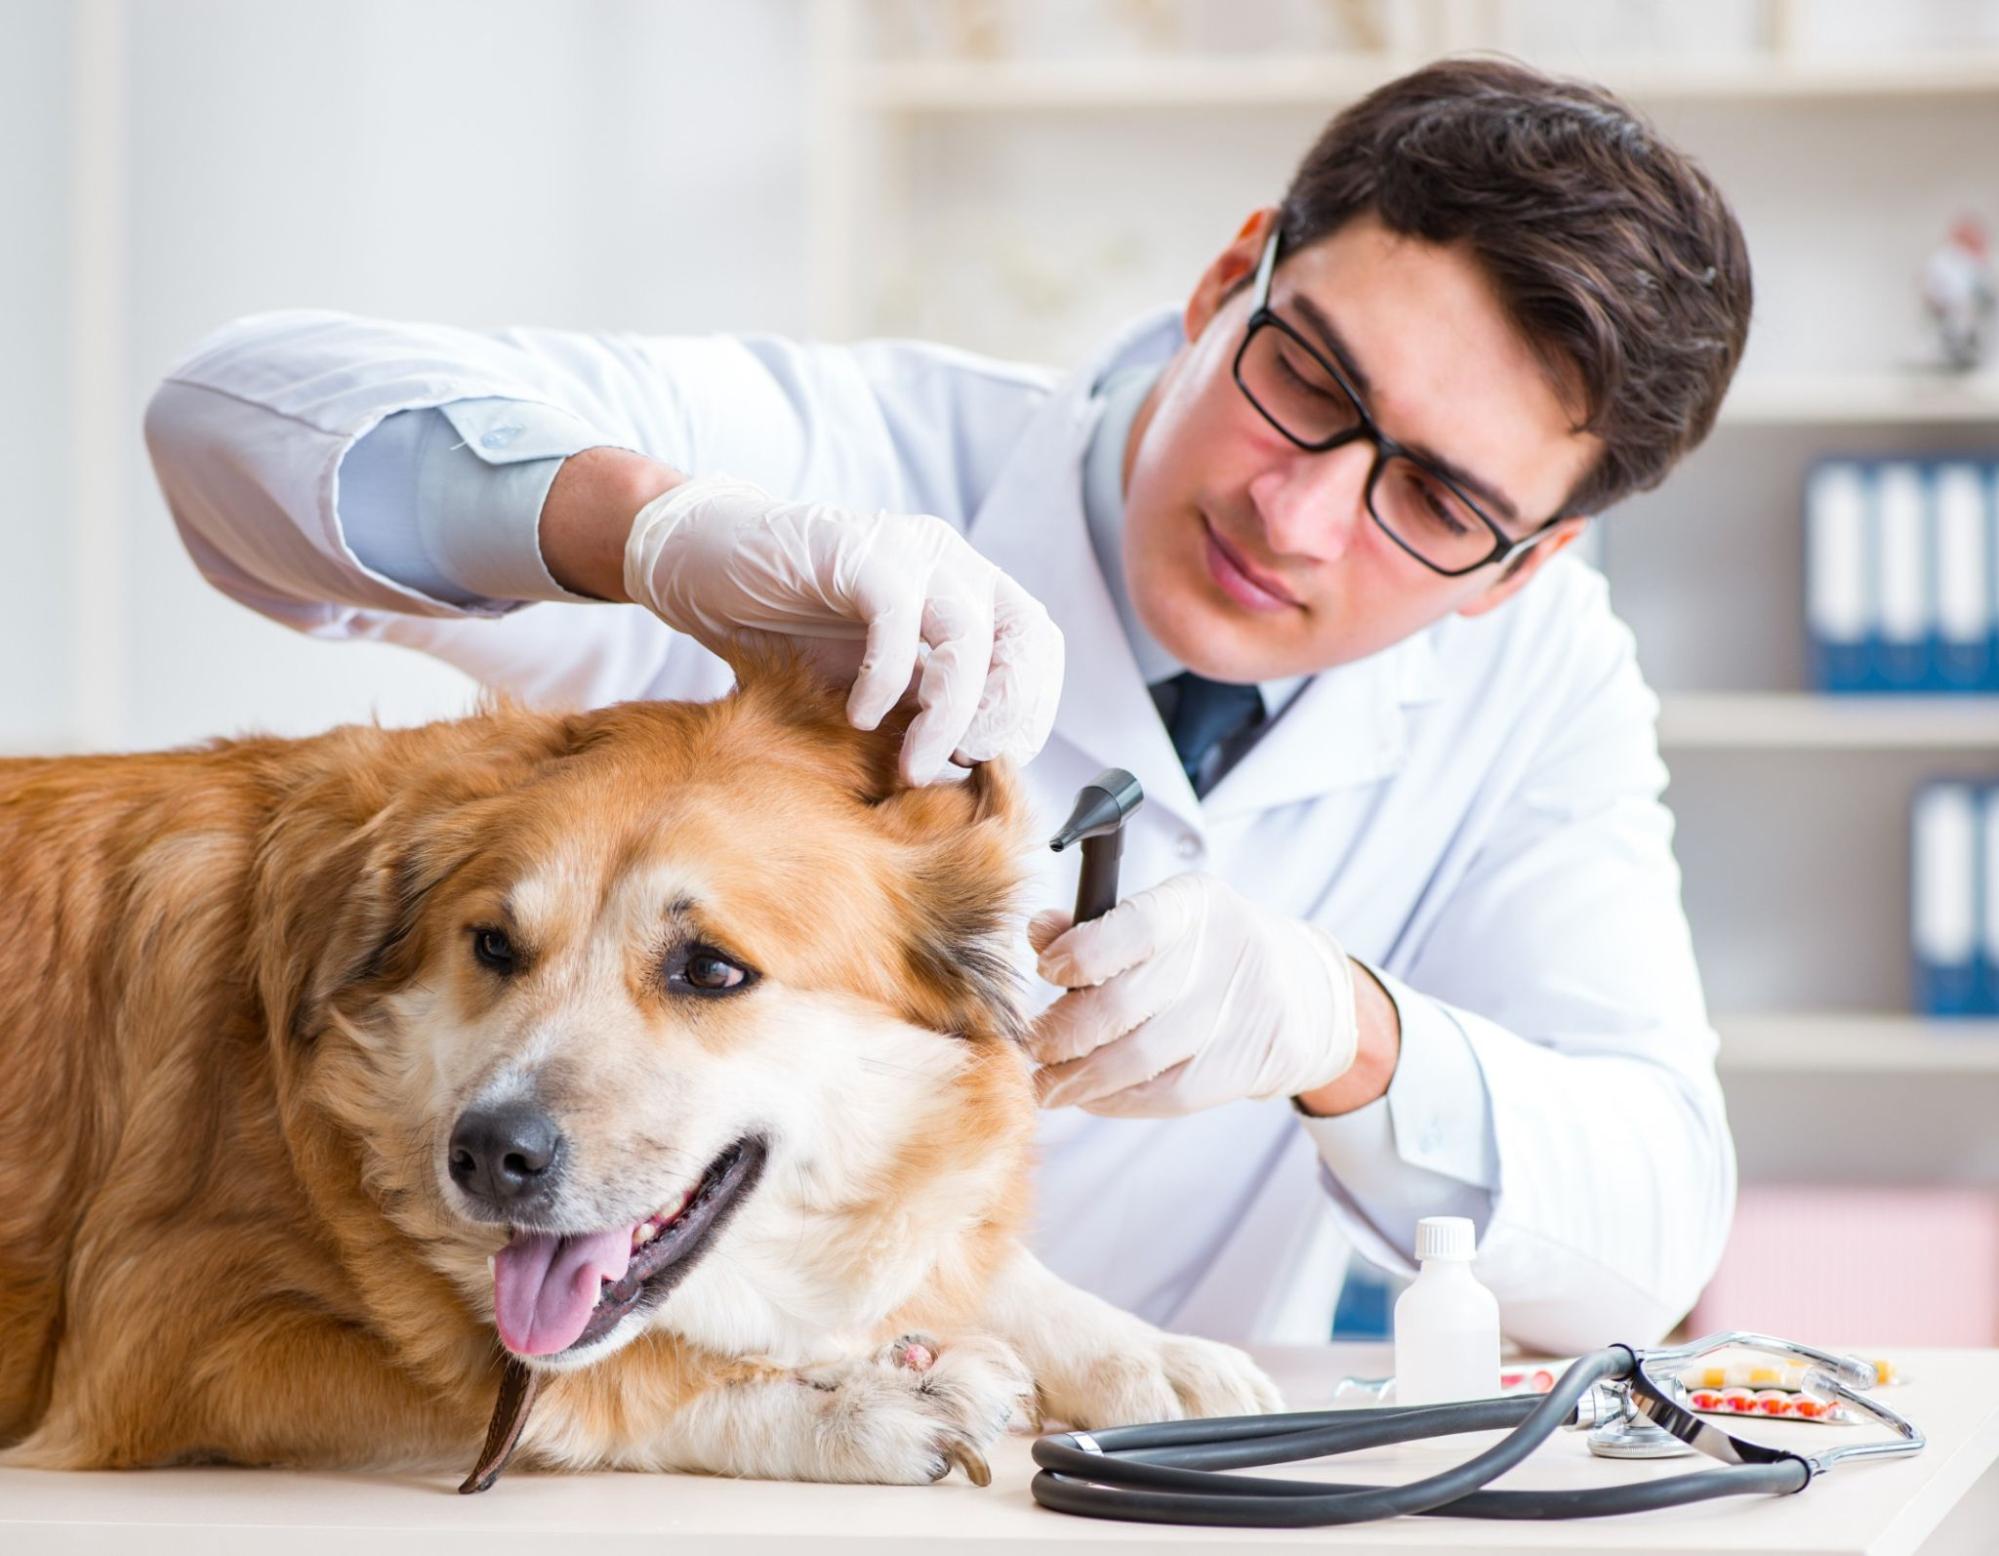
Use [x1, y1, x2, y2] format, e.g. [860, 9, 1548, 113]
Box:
[145, 59, 1750, 1356]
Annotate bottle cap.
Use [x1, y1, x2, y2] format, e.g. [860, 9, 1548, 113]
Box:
[1414, 1216, 1476, 1262]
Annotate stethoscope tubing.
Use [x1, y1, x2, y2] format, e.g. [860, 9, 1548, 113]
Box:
[1029, 1346, 1814, 1528]
[1030, 1457, 1809, 1526]
[1032, 1394, 1541, 1474]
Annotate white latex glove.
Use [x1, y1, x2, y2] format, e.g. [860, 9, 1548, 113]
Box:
[623, 475, 1064, 785]
[1028, 873, 1359, 1117]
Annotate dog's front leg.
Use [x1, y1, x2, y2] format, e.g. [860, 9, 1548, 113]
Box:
[0, 1296, 486, 1473]
[629, 1335, 1033, 1484]
[980, 1244, 1283, 1429]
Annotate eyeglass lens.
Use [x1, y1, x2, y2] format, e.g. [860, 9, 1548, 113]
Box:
[1237, 321, 1494, 572]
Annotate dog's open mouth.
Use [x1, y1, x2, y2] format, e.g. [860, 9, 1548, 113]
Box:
[489, 1136, 767, 1358]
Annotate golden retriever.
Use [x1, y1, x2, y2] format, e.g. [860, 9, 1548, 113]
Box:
[0, 648, 1276, 1487]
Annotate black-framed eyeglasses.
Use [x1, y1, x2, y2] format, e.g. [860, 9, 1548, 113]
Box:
[1232, 228, 1569, 578]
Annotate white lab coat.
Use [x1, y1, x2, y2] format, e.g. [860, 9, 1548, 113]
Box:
[144, 307, 1736, 1354]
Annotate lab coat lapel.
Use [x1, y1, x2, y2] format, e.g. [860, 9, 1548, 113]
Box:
[1201, 625, 1445, 825]
[965, 381, 1204, 834]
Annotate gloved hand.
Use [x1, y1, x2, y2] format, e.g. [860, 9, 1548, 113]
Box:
[623, 475, 1063, 785]
[1028, 873, 1359, 1117]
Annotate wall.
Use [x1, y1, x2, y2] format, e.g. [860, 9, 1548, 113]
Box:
[2, 0, 811, 755]
[0, 0, 78, 750]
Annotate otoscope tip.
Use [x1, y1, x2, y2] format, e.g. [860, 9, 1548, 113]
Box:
[1049, 768, 1144, 853]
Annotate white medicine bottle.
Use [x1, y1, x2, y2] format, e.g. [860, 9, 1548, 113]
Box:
[1392, 1216, 1500, 1406]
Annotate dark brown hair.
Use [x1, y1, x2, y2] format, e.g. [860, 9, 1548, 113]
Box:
[1276, 56, 1752, 517]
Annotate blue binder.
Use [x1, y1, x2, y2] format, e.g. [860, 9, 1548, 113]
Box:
[1912, 781, 1985, 1017]
[1874, 462, 1931, 691]
[1982, 787, 1999, 1016]
[1807, 455, 1999, 695]
[1988, 471, 1999, 694]
[1930, 461, 1994, 692]
[1804, 459, 1872, 693]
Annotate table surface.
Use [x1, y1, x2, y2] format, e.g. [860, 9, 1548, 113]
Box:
[3, 1344, 1996, 1555]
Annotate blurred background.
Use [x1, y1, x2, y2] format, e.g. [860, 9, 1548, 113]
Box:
[7, 0, 1999, 1347]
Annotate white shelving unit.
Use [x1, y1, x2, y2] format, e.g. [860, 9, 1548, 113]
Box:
[1659, 694, 1999, 751]
[856, 52, 1999, 115]
[1718, 1013, 1999, 1074]
[1718, 372, 1999, 427]
[809, 2, 1999, 1104]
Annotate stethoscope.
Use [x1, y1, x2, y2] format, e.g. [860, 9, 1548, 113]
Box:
[1029, 1330, 1925, 1528]
[1043, 778, 1924, 1528]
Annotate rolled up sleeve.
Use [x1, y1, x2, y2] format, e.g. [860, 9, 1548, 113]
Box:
[144, 310, 645, 630]
[338, 398, 606, 610]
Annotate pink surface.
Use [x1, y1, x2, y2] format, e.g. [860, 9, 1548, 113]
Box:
[1690, 1184, 1999, 1346]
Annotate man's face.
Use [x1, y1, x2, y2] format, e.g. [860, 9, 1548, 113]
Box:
[1122, 209, 1599, 681]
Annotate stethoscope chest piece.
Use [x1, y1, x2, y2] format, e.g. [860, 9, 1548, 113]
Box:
[1580, 1373, 1702, 1460]
[1588, 1409, 1701, 1460]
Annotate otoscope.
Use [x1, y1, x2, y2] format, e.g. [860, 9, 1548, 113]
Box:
[1048, 768, 1144, 922]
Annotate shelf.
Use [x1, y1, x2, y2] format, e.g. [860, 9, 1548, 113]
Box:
[1717, 1013, 1999, 1074]
[1717, 372, 1999, 426]
[1657, 693, 1999, 751]
[856, 52, 1999, 115]
[859, 53, 1391, 112]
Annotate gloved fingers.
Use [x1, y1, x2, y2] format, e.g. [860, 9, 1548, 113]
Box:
[898, 587, 997, 786]
[1034, 875, 1203, 989]
[847, 595, 924, 733]
[1025, 956, 1176, 1068]
[1034, 1017, 1190, 1110]
[1076, 1058, 1197, 1119]
[1089, 1027, 1276, 1117]
[1026, 908, 1072, 956]
[951, 576, 1063, 766]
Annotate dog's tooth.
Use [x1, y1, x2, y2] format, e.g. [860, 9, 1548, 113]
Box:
[634, 1223, 657, 1246]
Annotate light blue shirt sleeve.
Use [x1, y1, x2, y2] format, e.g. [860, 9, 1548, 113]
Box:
[1299, 963, 1499, 1272]
[338, 397, 617, 609]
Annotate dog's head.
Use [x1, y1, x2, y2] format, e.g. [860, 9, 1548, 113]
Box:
[259, 647, 1037, 1371]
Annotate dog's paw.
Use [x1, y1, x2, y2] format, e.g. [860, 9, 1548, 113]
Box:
[1042, 1329, 1283, 1429]
[799, 1333, 1033, 1485]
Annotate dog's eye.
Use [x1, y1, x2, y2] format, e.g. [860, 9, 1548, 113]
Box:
[472, 927, 516, 973]
[673, 945, 751, 994]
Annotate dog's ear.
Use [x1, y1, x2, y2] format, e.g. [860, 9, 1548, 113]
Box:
[870, 759, 1037, 1046]
[251, 709, 567, 1054]
[718, 640, 1035, 1042]
[315, 806, 484, 1015]
[715, 635, 863, 735]
[715, 635, 923, 805]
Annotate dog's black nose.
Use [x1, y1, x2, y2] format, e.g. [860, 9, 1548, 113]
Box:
[448, 1104, 564, 1209]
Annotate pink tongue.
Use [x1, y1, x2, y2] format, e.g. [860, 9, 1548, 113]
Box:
[492, 1225, 635, 1356]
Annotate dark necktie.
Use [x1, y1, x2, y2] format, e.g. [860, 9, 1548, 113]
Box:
[1158, 671, 1265, 796]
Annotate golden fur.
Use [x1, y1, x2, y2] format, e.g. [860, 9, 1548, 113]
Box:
[0, 648, 1046, 1474]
